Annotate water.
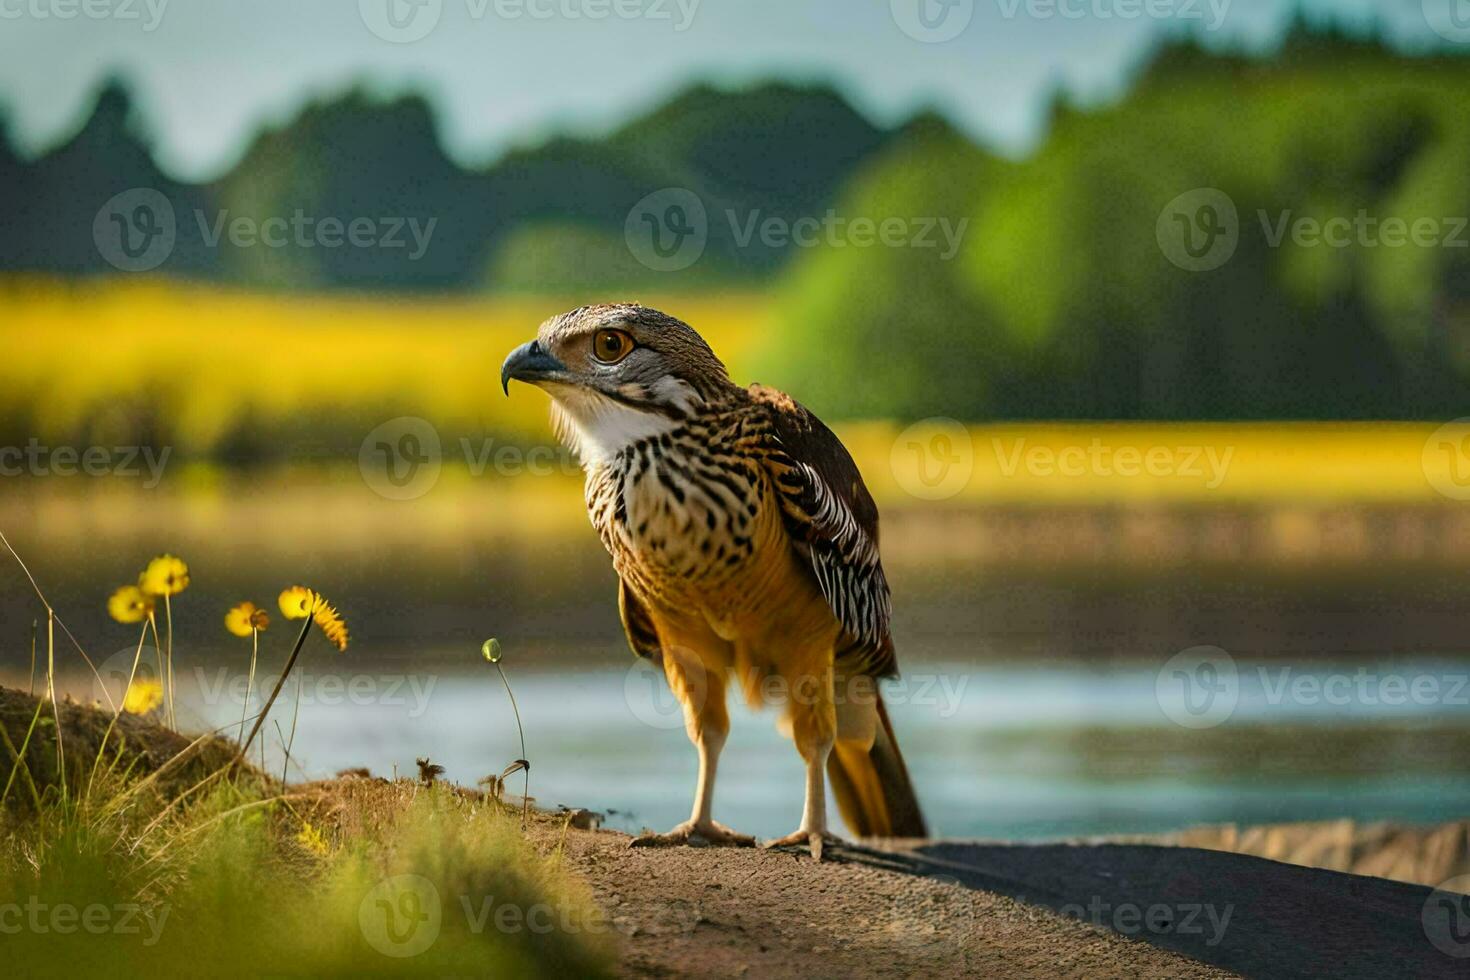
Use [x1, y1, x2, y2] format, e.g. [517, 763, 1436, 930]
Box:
[93, 657, 1470, 841]
[7, 478, 1470, 839]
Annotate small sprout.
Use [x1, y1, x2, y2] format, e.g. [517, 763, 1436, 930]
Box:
[480, 637, 529, 828]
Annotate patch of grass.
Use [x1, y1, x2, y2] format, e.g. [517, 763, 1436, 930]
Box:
[0, 689, 616, 979]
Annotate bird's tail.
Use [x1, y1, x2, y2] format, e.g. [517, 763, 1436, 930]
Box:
[827, 691, 927, 839]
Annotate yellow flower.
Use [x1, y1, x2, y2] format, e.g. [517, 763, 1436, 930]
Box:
[278, 586, 315, 620]
[140, 554, 190, 597]
[224, 601, 270, 637]
[278, 586, 350, 652]
[108, 585, 155, 624]
[295, 821, 329, 856]
[123, 678, 164, 715]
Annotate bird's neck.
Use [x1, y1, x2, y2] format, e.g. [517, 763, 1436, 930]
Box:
[550, 394, 683, 468]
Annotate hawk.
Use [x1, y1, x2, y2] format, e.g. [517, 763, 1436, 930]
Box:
[502, 304, 926, 856]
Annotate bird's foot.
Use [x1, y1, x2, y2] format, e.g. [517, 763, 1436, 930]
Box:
[762, 829, 845, 862]
[630, 819, 756, 848]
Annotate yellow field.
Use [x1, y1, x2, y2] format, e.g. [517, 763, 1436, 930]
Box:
[1, 276, 1462, 504]
[0, 277, 773, 452]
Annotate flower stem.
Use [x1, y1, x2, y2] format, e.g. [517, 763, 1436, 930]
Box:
[235, 617, 312, 771]
[495, 661, 529, 829]
[281, 673, 303, 785]
[87, 622, 148, 799]
[147, 613, 164, 723]
[238, 629, 259, 746]
[163, 593, 176, 729]
[46, 610, 65, 804]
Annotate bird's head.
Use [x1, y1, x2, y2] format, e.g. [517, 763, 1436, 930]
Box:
[501, 304, 734, 463]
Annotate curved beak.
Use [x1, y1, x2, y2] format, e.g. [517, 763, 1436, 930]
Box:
[500, 340, 568, 395]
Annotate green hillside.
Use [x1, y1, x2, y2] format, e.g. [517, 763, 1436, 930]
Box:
[768, 32, 1470, 420]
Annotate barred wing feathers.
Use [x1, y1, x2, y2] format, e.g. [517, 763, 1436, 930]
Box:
[748, 384, 897, 678]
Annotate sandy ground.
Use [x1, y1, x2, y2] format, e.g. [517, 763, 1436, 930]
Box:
[538, 824, 1469, 980]
[542, 827, 1238, 980]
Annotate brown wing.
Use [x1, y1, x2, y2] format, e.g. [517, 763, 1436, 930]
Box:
[618, 578, 661, 660]
[748, 384, 897, 678]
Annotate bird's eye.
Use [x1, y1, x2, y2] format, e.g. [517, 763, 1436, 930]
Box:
[592, 329, 634, 364]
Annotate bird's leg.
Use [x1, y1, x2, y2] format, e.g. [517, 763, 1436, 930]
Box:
[633, 651, 754, 848]
[765, 662, 845, 860]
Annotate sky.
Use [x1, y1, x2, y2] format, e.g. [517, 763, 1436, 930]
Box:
[0, 0, 1459, 179]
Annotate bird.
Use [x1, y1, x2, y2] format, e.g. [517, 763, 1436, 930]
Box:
[501, 304, 926, 857]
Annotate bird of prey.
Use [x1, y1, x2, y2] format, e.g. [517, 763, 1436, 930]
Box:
[502, 304, 926, 856]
